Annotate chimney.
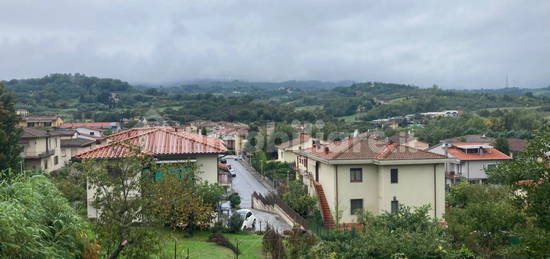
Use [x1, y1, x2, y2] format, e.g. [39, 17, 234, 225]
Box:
[324, 146, 330, 154]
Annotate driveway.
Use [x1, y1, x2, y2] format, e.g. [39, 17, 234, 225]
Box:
[227, 158, 291, 232]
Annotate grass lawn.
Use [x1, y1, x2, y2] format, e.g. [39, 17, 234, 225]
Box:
[155, 229, 264, 259]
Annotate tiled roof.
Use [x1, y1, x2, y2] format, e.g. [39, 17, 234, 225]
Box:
[61, 138, 97, 147]
[507, 138, 528, 153]
[277, 134, 312, 149]
[21, 128, 75, 138]
[22, 115, 60, 122]
[298, 133, 445, 161]
[60, 122, 119, 129]
[73, 127, 227, 159]
[447, 146, 512, 161]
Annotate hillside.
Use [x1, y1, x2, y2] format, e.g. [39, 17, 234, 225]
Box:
[4, 74, 548, 124]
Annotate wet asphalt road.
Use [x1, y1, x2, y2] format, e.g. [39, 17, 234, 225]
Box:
[227, 158, 291, 232]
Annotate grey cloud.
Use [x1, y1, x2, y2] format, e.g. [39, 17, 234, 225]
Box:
[0, 0, 548, 88]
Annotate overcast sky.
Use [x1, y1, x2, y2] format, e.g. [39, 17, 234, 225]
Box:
[1, 0, 549, 88]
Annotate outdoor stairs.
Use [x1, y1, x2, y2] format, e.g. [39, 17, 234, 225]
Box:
[313, 181, 336, 230]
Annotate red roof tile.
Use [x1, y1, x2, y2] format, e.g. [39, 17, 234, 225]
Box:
[298, 133, 445, 161]
[61, 122, 119, 128]
[447, 147, 511, 161]
[74, 127, 227, 159]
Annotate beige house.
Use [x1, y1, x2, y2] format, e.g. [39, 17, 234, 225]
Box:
[293, 133, 449, 229]
[18, 128, 76, 172]
[71, 127, 228, 219]
[276, 133, 321, 164]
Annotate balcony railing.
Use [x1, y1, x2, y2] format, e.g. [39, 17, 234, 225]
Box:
[218, 174, 232, 186]
[24, 149, 55, 159]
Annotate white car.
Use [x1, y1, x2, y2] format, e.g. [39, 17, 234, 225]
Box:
[229, 168, 237, 177]
[236, 209, 256, 230]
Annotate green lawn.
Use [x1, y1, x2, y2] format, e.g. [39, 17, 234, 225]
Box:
[155, 229, 264, 259]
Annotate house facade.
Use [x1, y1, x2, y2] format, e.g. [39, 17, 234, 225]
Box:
[71, 127, 228, 219]
[60, 122, 122, 133]
[293, 134, 449, 228]
[19, 115, 64, 128]
[429, 142, 512, 184]
[18, 128, 76, 172]
[276, 133, 322, 164]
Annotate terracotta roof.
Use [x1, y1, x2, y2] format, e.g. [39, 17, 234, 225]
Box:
[22, 115, 61, 122]
[298, 133, 445, 161]
[277, 134, 312, 149]
[447, 146, 512, 161]
[507, 138, 528, 153]
[60, 122, 119, 129]
[73, 127, 227, 159]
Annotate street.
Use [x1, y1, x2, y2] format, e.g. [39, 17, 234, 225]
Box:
[227, 158, 291, 232]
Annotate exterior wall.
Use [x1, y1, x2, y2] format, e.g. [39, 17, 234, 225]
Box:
[196, 155, 219, 184]
[455, 160, 500, 181]
[377, 164, 445, 219]
[336, 164, 379, 223]
[76, 127, 102, 137]
[22, 136, 66, 172]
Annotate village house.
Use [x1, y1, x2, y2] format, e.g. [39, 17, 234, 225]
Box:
[441, 134, 528, 157]
[18, 128, 77, 172]
[293, 133, 449, 229]
[71, 127, 228, 219]
[429, 142, 512, 185]
[209, 127, 248, 155]
[389, 133, 429, 150]
[19, 114, 64, 128]
[276, 132, 324, 164]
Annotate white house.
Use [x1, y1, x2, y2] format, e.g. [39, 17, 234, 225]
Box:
[429, 142, 512, 184]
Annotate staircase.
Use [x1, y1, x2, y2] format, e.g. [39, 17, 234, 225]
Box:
[313, 181, 336, 230]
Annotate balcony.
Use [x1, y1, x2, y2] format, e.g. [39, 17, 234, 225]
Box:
[218, 173, 232, 186]
[24, 149, 54, 159]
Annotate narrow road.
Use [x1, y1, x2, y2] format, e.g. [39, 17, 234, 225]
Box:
[227, 158, 291, 232]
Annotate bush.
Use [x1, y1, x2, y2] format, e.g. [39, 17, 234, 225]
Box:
[210, 221, 228, 233]
[263, 228, 286, 259]
[207, 233, 239, 255]
[228, 193, 241, 209]
[281, 180, 316, 217]
[227, 213, 244, 233]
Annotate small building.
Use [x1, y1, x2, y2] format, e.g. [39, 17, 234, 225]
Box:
[19, 115, 64, 128]
[276, 133, 321, 164]
[429, 142, 512, 184]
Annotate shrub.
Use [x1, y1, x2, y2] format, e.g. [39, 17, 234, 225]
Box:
[263, 228, 286, 259]
[210, 221, 228, 233]
[227, 213, 244, 233]
[228, 193, 241, 209]
[207, 233, 239, 255]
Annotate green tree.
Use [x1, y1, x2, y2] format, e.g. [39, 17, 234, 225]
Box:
[0, 82, 22, 172]
[78, 154, 161, 258]
[281, 180, 317, 217]
[494, 137, 510, 155]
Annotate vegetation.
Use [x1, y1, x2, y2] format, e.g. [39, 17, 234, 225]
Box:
[208, 233, 240, 255]
[0, 82, 22, 171]
[0, 174, 92, 258]
[227, 213, 244, 233]
[281, 180, 317, 217]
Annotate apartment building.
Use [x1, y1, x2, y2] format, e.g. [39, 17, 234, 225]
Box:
[293, 133, 449, 228]
[18, 128, 76, 172]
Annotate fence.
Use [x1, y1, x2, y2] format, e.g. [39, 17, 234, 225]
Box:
[251, 192, 307, 229]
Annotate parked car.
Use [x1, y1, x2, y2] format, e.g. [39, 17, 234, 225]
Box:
[236, 209, 256, 230]
[229, 168, 237, 177]
[235, 155, 243, 161]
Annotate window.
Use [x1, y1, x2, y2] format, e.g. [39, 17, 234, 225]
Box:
[28, 122, 35, 127]
[54, 156, 59, 165]
[350, 168, 363, 182]
[350, 199, 363, 214]
[90, 132, 95, 136]
[107, 166, 122, 179]
[44, 122, 52, 127]
[390, 168, 398, 183]
[391, 198, 399, 213]
[486, 164, 496, 169]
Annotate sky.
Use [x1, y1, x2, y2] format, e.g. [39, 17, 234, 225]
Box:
[1, 0, 549, 89]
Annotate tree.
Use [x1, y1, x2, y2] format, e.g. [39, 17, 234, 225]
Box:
[494, 137, 510, 155]
[281, 180, 316, 217]
[79, 154, 161, 258]
[0, 82, 22, 172]
[151, 168, 217, 235]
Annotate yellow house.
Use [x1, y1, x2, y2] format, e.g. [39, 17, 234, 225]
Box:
[19, 115, 64, 128]
[293, 133, 449, 229]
